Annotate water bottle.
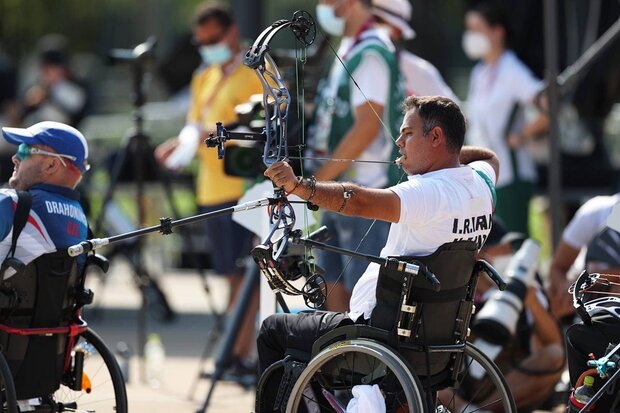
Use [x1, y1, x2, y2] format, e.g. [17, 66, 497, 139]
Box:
[568, 375, 596, 412]
[116, 341, 132, 383]
[144, 333, 165, 389]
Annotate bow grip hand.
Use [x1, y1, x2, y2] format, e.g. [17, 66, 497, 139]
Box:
[264, 161, 298, 193]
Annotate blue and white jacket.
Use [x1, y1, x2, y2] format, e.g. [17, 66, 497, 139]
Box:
[0, 184, 88, 279]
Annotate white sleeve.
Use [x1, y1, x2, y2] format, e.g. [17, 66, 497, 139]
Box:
[164, 123, 200, 169]
[350, 52, 389, 108]
[563, 197, 613, 249]
[511, 64, 542, 105]
[468, 161, 497, 185]
[390, 179, 439, 225]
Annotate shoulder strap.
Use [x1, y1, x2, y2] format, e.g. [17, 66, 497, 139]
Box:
[7, 190, 32, 258]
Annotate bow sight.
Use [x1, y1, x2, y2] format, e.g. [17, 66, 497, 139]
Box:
[205, 10, 316, 167]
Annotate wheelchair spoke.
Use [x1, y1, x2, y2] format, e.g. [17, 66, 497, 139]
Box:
[435, 344, 515, 413]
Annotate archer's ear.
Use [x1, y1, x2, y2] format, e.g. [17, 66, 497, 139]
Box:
[430, 126, 444, 148]
[42, 157, 62, 176]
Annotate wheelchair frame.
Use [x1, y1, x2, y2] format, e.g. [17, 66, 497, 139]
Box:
[0, 252, 128, 413]
[256, 241, 518, 413]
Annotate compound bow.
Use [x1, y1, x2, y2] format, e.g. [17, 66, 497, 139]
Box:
[68, 11, 423, 310]
[205, 10, 410, 309]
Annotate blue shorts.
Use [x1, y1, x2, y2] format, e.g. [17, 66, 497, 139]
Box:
[317, 212, 390, 292]
[199, 201, 255, 275]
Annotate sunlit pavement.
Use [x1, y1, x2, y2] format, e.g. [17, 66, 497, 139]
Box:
[85, 259, 255, 413]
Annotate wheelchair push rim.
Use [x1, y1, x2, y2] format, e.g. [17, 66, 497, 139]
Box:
[286, 339, 427, 413]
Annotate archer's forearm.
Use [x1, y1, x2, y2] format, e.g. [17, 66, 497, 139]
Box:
[459, 146, 496, 164]
[292, 178, 400, 223]
[460, 146, 500, 182]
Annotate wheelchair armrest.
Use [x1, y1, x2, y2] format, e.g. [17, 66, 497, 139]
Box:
[475, 259, 506, 290]
[86, 254, 109, 274]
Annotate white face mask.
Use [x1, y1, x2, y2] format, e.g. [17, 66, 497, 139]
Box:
[316, 3, 345, 37]
[462, 31, 491, 60]
[199, 42, 232, 65]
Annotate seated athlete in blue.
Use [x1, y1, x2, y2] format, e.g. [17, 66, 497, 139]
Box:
[0, 121, 90, 277]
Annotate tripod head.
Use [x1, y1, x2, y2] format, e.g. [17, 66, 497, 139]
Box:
[108, 37, 157, 110]
[108, 36, 157, 65]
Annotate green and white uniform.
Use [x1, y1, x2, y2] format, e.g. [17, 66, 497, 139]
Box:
[309, 28, 405, 188]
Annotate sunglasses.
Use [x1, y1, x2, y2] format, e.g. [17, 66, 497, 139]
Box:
[16, 143, 77, 168]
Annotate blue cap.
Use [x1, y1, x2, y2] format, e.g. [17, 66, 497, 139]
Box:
[2, 121, 89, 172]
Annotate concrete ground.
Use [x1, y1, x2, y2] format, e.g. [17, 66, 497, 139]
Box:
[85, 259, 255, 413]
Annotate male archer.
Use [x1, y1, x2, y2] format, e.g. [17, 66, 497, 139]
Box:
[258, 95, 499, 410]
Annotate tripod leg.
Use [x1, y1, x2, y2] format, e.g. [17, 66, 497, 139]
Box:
[124, 249, 175, 322]
[145, 142, 225, 332]
[196, 261, 260, 413]
[91, 140, 133, 234]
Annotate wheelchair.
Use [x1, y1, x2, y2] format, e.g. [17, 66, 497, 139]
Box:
[256, 241, 517, 413]
[0, 250, 127, 413]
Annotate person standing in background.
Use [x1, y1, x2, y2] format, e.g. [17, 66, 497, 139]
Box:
[371, 0, 459, 102]
[463, 0, 548, 234]
[20, 34, 90, 128]
[307, 0, 405, 312]
[547, 193, 620, 319]
[155, 2, 262, 380]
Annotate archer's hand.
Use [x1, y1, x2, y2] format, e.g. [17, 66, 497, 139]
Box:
[264, 161, 298, 192]
[154, 137, 180, 168]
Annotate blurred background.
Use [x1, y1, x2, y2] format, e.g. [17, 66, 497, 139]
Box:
[1, 0, 619, 210]
[1, 1, 620, 411]
[0, 0, 620, 304]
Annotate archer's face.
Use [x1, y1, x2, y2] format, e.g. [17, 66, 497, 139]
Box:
[395, 109, 433, 176]
[9, 147, 46, 191]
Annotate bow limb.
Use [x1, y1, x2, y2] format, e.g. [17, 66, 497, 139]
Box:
[253, 52, 290, 165]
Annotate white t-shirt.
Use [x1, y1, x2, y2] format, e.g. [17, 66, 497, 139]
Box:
[399, 50, 459, 104]
[560, 194, 620, 280]
[466, 50, 541, 187]
[348, 161, 496, 320]
[563, 194, 620, 249]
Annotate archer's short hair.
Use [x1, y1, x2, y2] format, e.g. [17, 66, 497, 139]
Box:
[194, 2, 233, 29]
[402, 96, 466, 154]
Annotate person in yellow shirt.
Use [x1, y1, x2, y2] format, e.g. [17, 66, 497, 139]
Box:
[155, 2, 262, 380]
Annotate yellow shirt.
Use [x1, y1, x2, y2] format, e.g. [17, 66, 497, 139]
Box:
[188, 59, 262, 206]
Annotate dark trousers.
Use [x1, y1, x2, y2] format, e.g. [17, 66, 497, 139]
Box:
[256, 311, 353, 412]
[257, 311, 352, 373]
[566, 316, 620, 411]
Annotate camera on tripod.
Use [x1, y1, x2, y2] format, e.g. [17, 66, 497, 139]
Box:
[221, 95, 267, 178]
[472, 239, 541, 346]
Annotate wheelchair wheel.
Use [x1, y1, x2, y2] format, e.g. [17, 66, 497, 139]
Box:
[0, 353, 17, 413]
[435, 342, 516, 413]
[286, 339, 427, 413]
[50, 328, 127, 413]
